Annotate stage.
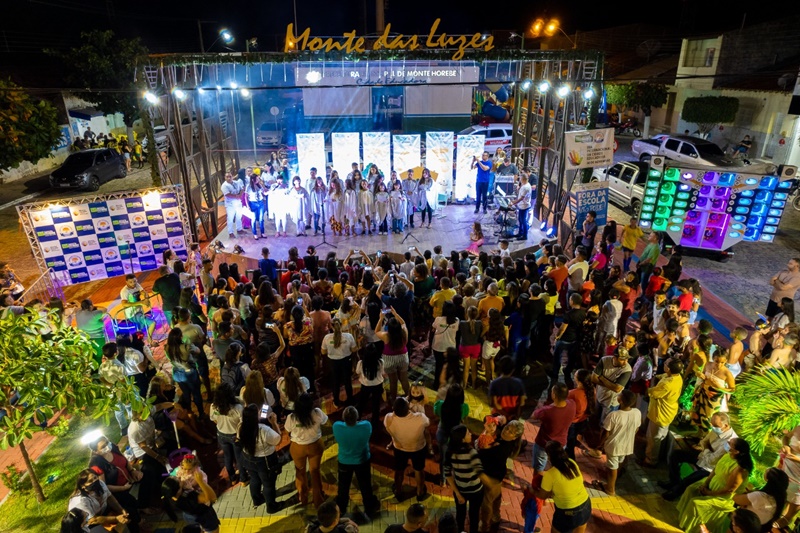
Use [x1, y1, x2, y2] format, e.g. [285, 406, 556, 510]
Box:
[213, 202, 548, 265]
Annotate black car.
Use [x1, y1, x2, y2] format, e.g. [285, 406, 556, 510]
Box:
[49, 148, 127, 191]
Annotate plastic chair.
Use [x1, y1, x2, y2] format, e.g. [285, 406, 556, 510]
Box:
[435, 192, 449, 219]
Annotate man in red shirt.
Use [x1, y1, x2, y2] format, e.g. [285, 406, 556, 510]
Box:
[676, 280, 694, 311]
[530, 382, 576, 475]
[645, 266, 668, 300]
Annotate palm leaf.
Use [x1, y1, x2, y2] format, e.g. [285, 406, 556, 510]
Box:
[734, 367, 800, 454]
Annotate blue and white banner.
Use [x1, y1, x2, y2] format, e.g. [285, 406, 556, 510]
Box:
[573, 181, 609, 229]
[24, 188, 190, 286]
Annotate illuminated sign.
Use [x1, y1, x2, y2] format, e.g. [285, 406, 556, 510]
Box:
[285, 19, 494, 61]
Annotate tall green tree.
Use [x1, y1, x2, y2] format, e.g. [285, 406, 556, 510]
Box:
[734, 366, 800, 455]
[683, 96, 740, 136]
[0, 80, 63, 173]
[0, 309, 148, 502]
[53, 30, 148, 143]
[605, 82, 669, 137]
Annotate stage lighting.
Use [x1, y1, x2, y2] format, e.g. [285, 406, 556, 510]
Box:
[240, 88, 251, 98]
[556, 84, 571, 98]
[80, 429, 103, 446]
[220, 29, 234, 44]
[216, 84, 222, 91]
[143, 91, 158, 104]
[306, 70, 322, 84]
[230, 81, 238, 90]
[171, 88, 186, 100]
[546, 227, 556, 237]
[539, 221, 547, 230]
[196, 87, 205, 95]
[538, 80, 550, 93]
[520, 79, 532, 91]
[583, 87, 595, 100]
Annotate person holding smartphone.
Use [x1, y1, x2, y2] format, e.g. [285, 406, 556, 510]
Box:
[471, 152, 492, 214]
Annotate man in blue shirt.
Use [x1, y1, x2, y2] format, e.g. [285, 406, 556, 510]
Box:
[332, 406, 380, 516]
[471, 151, 492, 214]
[258, 246, 278, 286]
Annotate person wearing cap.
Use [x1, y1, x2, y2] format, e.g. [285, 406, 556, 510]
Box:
[591, 348, 633, 423]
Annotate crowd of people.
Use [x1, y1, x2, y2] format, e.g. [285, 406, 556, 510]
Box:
[37, 199, 800, 533]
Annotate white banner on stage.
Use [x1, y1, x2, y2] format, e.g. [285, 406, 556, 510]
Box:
[331, 132, 360, 179]
[425, 131, 454, 198]
[362, 132, 392, 178]
[392, 134, 421, 174]
[455, 134, 485, 201]
[296, 133, 326, 183]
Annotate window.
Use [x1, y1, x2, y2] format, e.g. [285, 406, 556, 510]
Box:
[665, 139, 681, 152]
[95, 151, 109, 163]
[635, 171, 648, 185]
[683, 39, 717, 68]
[489, 130, 504, 138]
[621, 167, 636, 184]
[679, 143, 697, 157]
[606, 164, 622, 179]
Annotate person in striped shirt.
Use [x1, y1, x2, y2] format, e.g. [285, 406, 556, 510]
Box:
[444, 425, 491, 533]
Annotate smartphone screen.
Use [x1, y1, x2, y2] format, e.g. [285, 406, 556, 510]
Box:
[298, 298, 303, 305]
[377, 251, 382, 257]
[353, 249, 359, 253]
[261, 403, 269, 417]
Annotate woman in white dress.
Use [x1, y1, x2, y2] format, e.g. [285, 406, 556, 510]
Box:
[327, 178, 345, 236]
[343, 178, 359, 236]
[288, 177, 310, 236]
[358, 179, 374, 236]
[373, 181, 390, 235]
[389, 180, 406, 234]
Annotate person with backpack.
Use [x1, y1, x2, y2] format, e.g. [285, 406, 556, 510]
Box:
[221, 344, 250, 393]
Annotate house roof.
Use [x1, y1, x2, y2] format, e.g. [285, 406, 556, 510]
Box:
[611, 55, 680, 84]
[712, 55, 800, 92]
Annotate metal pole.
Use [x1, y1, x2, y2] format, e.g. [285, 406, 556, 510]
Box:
[246, 40, 258, 166]
[171, 94, 197, 242]
[197, 20, 205, 53]
[535, 92, 551, 221]
[375, 0, 385, 33]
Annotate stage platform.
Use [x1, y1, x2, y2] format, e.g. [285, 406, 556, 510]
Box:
[213, 203, 548, 265]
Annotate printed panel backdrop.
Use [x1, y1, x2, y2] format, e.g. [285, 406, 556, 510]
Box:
[455, 135, 485, 201]
[296, 133, 327, 184]
[26, 189, 189, 287]
[362, 132, 392, 178]
[331, 132, 361, 180]
[425, 131, 454, 197]
[392, 134, 421, 175]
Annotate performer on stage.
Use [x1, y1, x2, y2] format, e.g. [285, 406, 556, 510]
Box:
[358, 179, 374, 236]
[305, 167, 320, 230]
[389, 180, 406, 234]
[467, 222, 484, 255]
[351, 169, 364, 196]
[471, 151, 492, 214]
[373, 181, 390, 235]
[222, 172, 244, 238]
[366, 164, 384, 190]
[289, 177, 311, 237]
[508, 171, 532, 241]
[310, 176, 328, 236]
[330, 169, 344, 192]
[245, 172, 268, 240]
[328, 178, 345, 236]
[418, 168, 435, 229]
[343, 178, 359, 236]
[402, 169, 420, 229]
[270, 180, 290, 237]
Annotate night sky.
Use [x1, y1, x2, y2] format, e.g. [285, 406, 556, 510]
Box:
[0, 0, 776, 77]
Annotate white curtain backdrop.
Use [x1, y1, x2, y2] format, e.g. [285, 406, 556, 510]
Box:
[425, 131, 454, 198]
[362, 132, 392, 177]
[455, 134, 485, 201]
[392, 134, 421, 175]
[331, 132, 361, 180]
[296, 133, 326, 184]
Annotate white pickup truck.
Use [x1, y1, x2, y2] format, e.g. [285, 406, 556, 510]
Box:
[591, 160, 649, 214]
[631, 134, 740, 168]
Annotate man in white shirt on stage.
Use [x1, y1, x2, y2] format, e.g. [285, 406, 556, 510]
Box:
[508, 171, 532, 241]
[221, 172, 244, 238]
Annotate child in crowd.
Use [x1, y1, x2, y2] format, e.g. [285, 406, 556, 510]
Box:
[595, 389, 640, 496]
[467, 222, 484, 256]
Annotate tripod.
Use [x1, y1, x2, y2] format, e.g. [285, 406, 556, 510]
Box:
[313, 196, 336, 249]
[401, 211, 420, 243]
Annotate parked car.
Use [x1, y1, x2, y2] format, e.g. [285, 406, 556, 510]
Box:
[456, 123, 512, 155]
[49, 148, 127, 191]
[631, 134, 740, 167]
[591, 160, 649, 214]
[256, 123, 282, 147]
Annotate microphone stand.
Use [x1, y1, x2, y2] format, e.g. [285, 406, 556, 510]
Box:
[313, 191, 336, 249]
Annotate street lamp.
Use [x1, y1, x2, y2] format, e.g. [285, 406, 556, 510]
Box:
[530, 18, 577, 49]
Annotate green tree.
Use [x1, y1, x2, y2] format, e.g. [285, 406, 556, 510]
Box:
[682, 96, 739, 136]
[53, 30, 148, 143]
[0, 80, 63, 173]
[605, 82, 669, 137]
[734, 366, 800, 455]
[0, 309, 148, 502]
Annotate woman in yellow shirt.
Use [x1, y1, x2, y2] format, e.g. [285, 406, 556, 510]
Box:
[536, 440, 591, 533]
[620, 216, 644, 272]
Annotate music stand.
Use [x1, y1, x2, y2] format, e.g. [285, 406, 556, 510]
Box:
[493, 187, 516, 239]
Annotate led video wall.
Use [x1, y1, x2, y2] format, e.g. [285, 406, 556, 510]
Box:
[639, 163, 797, 251]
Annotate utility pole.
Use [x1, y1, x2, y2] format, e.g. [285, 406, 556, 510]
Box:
[376, 0, 385, 33]
[197, 20, 205, 53]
